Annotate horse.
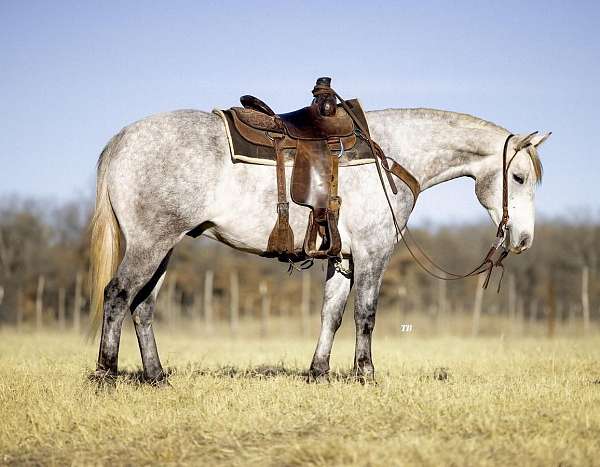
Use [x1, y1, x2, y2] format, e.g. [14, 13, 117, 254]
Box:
[89, 106, 550, 385]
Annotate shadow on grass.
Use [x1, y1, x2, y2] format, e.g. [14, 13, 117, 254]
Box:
[88, 364, 368, 388]
[192, 363, 307, 379]
[190, 363, 373, 383]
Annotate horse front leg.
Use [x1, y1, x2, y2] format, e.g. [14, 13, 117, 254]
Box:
[308, 258, 353, 382]
[352, 248, 392, 382]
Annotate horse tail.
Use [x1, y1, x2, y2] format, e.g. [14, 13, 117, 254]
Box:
[89, 131, 124, 337]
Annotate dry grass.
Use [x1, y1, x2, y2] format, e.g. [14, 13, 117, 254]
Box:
[1, 325, 600, 466]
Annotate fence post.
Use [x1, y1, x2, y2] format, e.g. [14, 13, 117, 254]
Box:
[281, 298, 290, 320]
[165, 273, 177, 327]
[301, 273, 311, 337]
[58, 287, 66, 331]
[582, 265, 590, 335]
[73, 271, 82, 333]
[36, 275, 45, 332]
[204, 270, 214, 334]
[472, 275, 485, 337]
[547, 276, 556, 338]
[437, 280, 447, 333]
[259, 281, 270, 337]
[16, 287, 23, 332]
[229, 271, 239, 336]
[568, 303, 577, 334]
[177, 290, 184, 325]
[508, 274, 516, 332]
[190, 292, 202, 331]
[516, 296, 525, 335]
[397, 286, 407, 336]
[528, 299, 538, 327]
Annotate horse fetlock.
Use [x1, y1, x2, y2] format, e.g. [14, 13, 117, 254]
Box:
[144, 370, 170, 387]
[353, 363, 375, 384]
[308, 359, 330, 382]
[354, 353, 375, 378]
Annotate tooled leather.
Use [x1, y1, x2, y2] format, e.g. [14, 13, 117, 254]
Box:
[230, 111, 296, 149]
[230, 109, 357, 150]
[233, 107, 280, 131]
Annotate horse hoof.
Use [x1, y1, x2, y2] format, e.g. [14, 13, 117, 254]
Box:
[352, 369, 376, 385]
[306, 371, 330, 384]
[145, 374, 171, 388]
[89, 370, 117, 391]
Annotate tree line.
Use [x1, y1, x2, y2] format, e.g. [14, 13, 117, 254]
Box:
[0, 196, 598, 335]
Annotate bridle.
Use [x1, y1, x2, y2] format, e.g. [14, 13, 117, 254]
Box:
[335, 88, 531, 291]
[390, 133, 520, 292]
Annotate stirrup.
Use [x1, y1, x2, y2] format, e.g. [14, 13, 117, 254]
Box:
[303, 206, 342, 259]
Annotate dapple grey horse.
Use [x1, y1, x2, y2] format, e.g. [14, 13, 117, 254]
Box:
[90, 107, 550, 384]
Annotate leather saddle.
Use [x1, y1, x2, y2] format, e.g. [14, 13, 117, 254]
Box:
[224, 77, 365, 262]
[216, 77, 420, 262]
[222, 77, 419, 263]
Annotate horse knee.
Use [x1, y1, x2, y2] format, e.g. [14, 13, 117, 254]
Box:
[355, 304, 377, 335]
[328, 313, 343, 332]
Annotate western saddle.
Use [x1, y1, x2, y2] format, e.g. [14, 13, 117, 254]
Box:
[222, 77, 420, 263]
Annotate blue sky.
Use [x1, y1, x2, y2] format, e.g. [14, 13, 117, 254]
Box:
[1, 1, 598, 224]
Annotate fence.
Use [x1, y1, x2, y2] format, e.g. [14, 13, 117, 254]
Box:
[0, 266, 596, 339]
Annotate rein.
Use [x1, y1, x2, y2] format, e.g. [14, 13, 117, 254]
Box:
[334, 89, 523, 291]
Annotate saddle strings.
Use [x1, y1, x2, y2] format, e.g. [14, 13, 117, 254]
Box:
[333, 89, 515, 290]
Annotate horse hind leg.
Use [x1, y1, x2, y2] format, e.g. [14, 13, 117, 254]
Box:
[131, 250, 173, 385]
[95, 241, 177, 382]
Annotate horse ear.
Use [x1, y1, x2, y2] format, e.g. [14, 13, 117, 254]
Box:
[530, 132, 552, 148]
[514, 131, 539, 150]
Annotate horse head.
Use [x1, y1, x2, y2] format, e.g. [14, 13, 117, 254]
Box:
[475, 131, 551, 254]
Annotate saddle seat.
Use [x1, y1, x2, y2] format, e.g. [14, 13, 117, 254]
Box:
[280, 106, 354, 139]
[234, 99, 355, 140]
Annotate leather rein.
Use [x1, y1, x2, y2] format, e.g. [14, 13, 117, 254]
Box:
[334, 89, 524, 291]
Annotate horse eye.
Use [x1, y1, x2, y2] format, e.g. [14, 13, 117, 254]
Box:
[513, 174, 525, 185]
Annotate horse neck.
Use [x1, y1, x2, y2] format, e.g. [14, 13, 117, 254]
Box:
[366, 109, 510, 191]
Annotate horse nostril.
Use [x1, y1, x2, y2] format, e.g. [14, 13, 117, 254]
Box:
[519, 233, 531, 249]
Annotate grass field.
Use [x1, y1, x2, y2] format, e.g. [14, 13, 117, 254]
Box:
[1, 323, 600, 466]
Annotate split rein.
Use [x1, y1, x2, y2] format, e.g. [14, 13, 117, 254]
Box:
[386, 134, 518, 293]
[335, 90, 527, 292]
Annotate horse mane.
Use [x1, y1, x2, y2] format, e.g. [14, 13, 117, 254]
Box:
[526, 144, 544, 184]
[375, 107, 543, 183]
[377, 107, 509, 133]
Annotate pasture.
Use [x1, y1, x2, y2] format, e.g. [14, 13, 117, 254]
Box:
[1, 319, 599, 466]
